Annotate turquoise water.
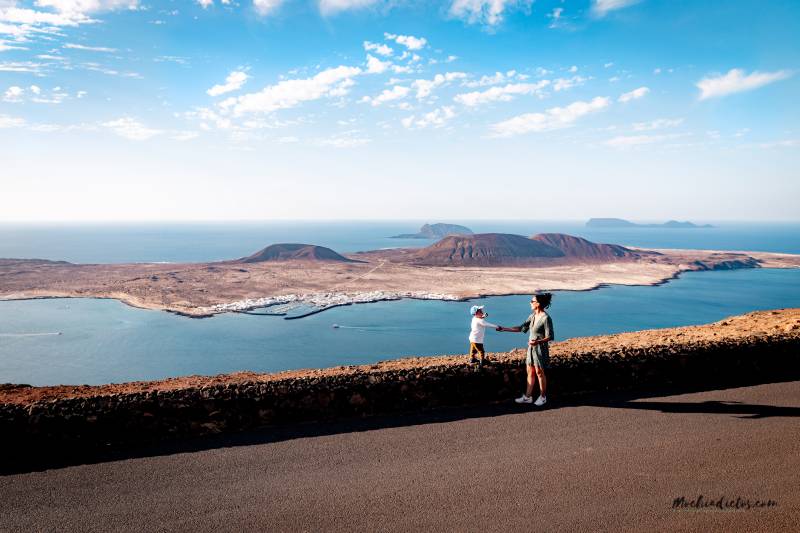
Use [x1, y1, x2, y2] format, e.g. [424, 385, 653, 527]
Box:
[1, 221, 799, 263]
[1, 268, 799, 386]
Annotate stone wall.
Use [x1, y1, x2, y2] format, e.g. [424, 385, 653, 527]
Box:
[2, 319, 800, 464]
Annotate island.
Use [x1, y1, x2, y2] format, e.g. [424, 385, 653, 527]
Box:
[390, 223, 474, 239]
[2, 232, 799, 319]
[587, 218, 714, 228]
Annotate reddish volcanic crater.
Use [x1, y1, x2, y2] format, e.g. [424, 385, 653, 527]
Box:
[530, 233, 645, 260]
[411, 233, 565, 266]
[406, 232, 653, 266]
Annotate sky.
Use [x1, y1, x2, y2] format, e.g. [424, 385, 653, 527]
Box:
[1, 0, 799, 221]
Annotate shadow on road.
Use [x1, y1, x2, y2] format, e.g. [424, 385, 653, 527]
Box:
[582, 398, 800, 419]
[3, 379, 798, 475]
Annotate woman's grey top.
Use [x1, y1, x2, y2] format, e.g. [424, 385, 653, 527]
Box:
[518, 311, 554, 357]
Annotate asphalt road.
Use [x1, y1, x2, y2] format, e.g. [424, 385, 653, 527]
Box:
[2, 381, 799, 532]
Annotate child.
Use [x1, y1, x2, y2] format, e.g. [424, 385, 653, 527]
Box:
[468, 305, 499, 367]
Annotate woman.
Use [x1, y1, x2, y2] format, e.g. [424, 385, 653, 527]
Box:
[497, 292, 554, 406]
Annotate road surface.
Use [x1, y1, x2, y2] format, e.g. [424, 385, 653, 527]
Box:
[2, 381, 798, 532]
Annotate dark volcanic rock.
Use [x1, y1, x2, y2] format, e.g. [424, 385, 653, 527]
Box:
[391, 223, 474, 239]
[412, 233, 564, 266]
[239, 244, 356, 263]
[530, 233, 642, 260]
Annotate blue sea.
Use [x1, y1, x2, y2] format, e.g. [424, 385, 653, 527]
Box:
[1, 221, 799, 385]
[1, 220, 799, 263]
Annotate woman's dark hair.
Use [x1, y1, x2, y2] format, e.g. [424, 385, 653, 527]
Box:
[533, 292, 552, 309]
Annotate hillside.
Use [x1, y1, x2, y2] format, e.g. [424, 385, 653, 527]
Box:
[239, 244, 355, 263]
[412, 233, 564, 266]
[530, 233, 643, 260]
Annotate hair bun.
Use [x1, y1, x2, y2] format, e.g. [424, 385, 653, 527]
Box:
[534, 292, 553, 309]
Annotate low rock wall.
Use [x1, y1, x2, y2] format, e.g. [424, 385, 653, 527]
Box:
[2, 335, 800, 461]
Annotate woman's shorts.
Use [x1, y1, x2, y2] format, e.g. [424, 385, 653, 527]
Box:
[526, 345, 549, 368]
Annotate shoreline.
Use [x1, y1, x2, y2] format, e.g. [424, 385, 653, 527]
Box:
[2, 263, 800, 319]
[1, 247, 799, 319]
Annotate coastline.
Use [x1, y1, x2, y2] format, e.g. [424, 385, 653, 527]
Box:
[1, 248, 799, 319]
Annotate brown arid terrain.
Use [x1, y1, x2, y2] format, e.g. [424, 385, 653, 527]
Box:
[1, 232, 799, 317]
[239, 243, 358, 263]
[2, 308, 798, 405]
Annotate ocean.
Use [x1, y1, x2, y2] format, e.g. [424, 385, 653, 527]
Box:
[1, 221, 799, 263]
[1, 221, 799, 385]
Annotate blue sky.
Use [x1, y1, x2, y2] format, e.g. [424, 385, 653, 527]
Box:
[2, 0, 799, 221]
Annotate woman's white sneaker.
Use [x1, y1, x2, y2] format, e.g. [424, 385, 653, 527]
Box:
[534, 396, 547, 407]
[514, 395, 533, 404]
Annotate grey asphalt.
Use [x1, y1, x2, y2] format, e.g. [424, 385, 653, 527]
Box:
[2, 381, 799, 532]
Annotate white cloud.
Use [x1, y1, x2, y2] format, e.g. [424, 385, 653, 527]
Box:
[366, 54, 391, 74]
[0, 113, 25, 128]
[364, 40, 392, 57]
[592, 0, 640, 17]
[384, 32, 426, 51]
[80, 61, 141, 78]
[319, 131, 370, 148]
[547, 7, 563, 28]
[0, 60, 44, 73]
[207, 70, 249, 97]
[391, 64, 413, 74]
[171, 130, 200, 141]
[197, 0, 213, 7]
[361, 85, 409, 106]
[35, 0, 140, 14]
[220, 65, 361, 116]
[758, 139, 800, 149]
[102, 117, 162, 140]
[604, 133, 682, 149]
[412, 71, 466, 99]
[462, 69, 528, 88]
[0, 1, 132, 51]
[618, 86, 649, 102]
[253, 0, 284, 16]
[3, 85, 23, 102]
[696, 68, 792, 100]
[401, 106, 456, 129]
[63, 42, 117, 52]
[455, 80, 549, 107]
[36, 54, 68, 61]
[0, 6, 93, 26]
[489, 96, 610, 137]
[319, 0, 378, 15]
[553, 75, 588, 91]
[568, 65, 578, 73]
[604, 62, 614, 68]
[8, 84, 71, 104]
[449, 0, 532, 26]
[632, 118, 683, 131]
[0, 39, 25, 51]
